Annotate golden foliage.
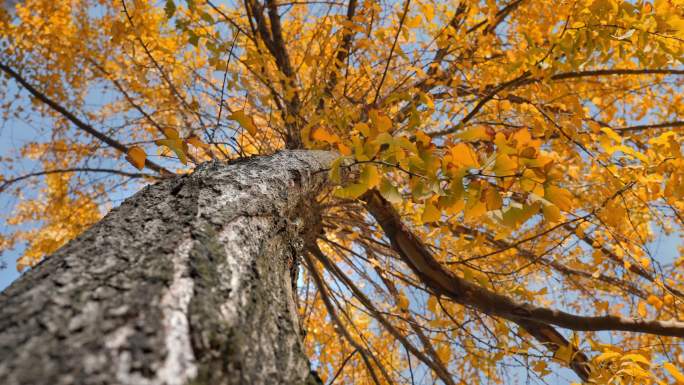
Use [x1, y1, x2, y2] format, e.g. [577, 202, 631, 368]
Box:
[1, 0, 684, 383]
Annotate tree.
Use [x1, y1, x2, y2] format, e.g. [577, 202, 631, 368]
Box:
[0, 0, 683, 384]
[0, 150, 335, 385]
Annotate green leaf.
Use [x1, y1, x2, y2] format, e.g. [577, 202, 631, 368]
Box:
[502, 202, 541, 228]
[188, 30, 200, 47]
[164, 0, 176, 19]
[155, 138, 188, 165]
[329, 156, 346, 184]
[360, 164, 380, 188]
[333, 184, 368, 199]
[200, 12, 214, 24]
[379, 178, 402, 203]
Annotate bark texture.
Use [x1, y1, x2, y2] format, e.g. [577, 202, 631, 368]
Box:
[0, 150, 335, 385]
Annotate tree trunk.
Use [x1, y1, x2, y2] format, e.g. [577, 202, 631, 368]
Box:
[0, 150, 335, 385]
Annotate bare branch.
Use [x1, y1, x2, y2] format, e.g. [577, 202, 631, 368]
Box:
[302, 252, 384, 385]
[121, 0, 209, 135]
[550, 68, 684, 80]
[310, 242, 458, 385]
[0, 168, 154, 193]
[362, 190, 684, 337]
[615, 120, 684, 132]
[0, 61, 172, 175]
[373, 0, 411, 105]
[320, 0, 358, 101]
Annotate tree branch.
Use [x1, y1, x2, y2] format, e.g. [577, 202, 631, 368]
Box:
[309, 242, 458, 385]
[320, 0, 357, 100]
[549, 68, 684, 80]
[120, 0, 208, 134]
[563, 223, 684, 300]
[360, 189, 684, 380]
[449, 224, 653, 302]
[0, 168, 154, 193]
[302, 252, 384, 385]
[0, 61, 171, 175]
[367, 249, 454, 382]
[615, 120, 684, 132]
[466, 0, 525, 34]
[361, 190, 684, 337]
[372, 0, 411, 105]
[428, 73, 531, 137]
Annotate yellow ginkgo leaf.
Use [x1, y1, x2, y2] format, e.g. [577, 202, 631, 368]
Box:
[664, 362, 684, 383]
[554, 343, 574, 365]
[336, 143, 351, 155]
[600, 126, 622, 143]
[484, 187, 503, 211]
[533, 361, 551, 377]
[230, 110, 258, 135]
[450, 143, 479, 168]
[493, 153, 517, 176]
[436, 344, 451, 363]
[595, 350, 621, 363]
[647, 295, 663, 309]
[422, 202, 441, 223]
[328, 156, 348, 184]
[370, 110, 392, 132]
[427, 295, 438, 313]
[542, 203, 561, 223]
[162, 127, 180, 139]
[637, 301, 648, 318]
[618, 364, 651, 378]
[544, 186, 573, 211]
[354, 122, 371, 137]
[621, 353, 650, 367]
[396, 293, 409, 311]
[379, 178, 402, 203]
[156, 138, 188, 165]
[360, 164, 380, 188]
[456, 126, 492, 142]
[415, 130, 431, 146]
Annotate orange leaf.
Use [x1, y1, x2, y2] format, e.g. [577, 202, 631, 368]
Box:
[450, 143, 479, 168]
[126, 146, 146, 170]
[312, 127, 340, 144]
[637, 301, 648, 318]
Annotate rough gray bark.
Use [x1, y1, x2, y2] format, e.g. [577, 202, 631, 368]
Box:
[0, 150, 336, 385]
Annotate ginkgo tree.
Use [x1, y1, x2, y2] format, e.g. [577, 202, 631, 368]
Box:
[0, 0, 684, 384]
